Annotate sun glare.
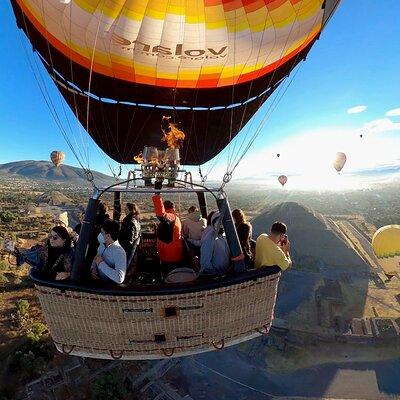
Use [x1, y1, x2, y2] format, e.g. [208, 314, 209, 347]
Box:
[205, 127, 400, 190]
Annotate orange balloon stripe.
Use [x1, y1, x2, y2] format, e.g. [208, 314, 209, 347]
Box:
[16, 0, 321, 89]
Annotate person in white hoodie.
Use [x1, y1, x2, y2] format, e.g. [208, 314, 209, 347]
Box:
[182, 206, 207, 245]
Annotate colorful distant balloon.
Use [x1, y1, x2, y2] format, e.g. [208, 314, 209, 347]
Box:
[372, 225, 400, 277]
[11, 0, 341, 165]
[50, 151, 65, 167]
[333, 152, 347, 173]
[278, 175, 288, 187]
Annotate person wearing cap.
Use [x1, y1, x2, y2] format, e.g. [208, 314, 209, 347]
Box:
[152, 181, 183, 264]
[199, 211, 230, 275]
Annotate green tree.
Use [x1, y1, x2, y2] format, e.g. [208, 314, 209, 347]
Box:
[12, 299, 30, 329]
[91, 373, 127, 400]
[0, 211, 17, 223]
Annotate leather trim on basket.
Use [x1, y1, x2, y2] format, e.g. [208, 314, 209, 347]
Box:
[162, 348, 175, 357]
[255, 323, 271, 335]
[61, 344, 75, 354]
[211, 339, 225, 349]
[110, 350, 124, 359]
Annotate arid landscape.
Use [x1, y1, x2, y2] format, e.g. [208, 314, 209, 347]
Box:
[1, 162, 400, 399]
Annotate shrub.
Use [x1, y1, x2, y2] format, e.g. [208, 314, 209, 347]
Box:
[11, 299, 30, 329]
[0, 273, 8, 285]
[0, 211, 17, 223]
[7, 339, 54, 380]
[90, 373, 127, 400]
[0, 260, 8, 272]
[26, 323, 47, 342]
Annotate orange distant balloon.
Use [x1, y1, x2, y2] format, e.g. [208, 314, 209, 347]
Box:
[278, 175, 287, 186]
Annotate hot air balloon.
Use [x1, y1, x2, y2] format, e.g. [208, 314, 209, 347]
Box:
[278, 175, 287, 186]
[50, 150, 65, 167]
[372, 225, 400, 278]
[277, 154, 281, 158]
[333, 152, 347, 173]
[11, 0, 341, 361]
[11, 0, 341, 165]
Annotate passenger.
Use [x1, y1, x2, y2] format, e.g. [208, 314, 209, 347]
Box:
[232, 208, 255, 266]
[119, 202, 141, 267]
[71, 211, 84, 246]
[90, 219, 127, 284]
[182, 206, 207, 244]
[199, 212, 230, 275]
[53, 211, 73, 235]
[86, 201, 110, 265]
[237, 222, 256, 269]
[73, 211, 85, 236]
[254, 221, 292, 271]
[14, 226, 73, 281]
[232, 208, 252, 237]
[152, 181, 183, 264]
[187, 210, 216, 247]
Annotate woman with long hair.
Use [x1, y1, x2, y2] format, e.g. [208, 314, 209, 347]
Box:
[119, 202, 141, 267]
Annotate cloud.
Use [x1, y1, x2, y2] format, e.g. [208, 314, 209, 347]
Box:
[386, 108, 400, 117]
[347, 105, 367, 114]
[363, 118, 400, 133]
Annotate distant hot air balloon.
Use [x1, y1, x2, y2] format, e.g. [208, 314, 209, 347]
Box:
[276, 154, 281, 158]
[372, 225, 400, 278]
[333, 152, 346, 173]
[278, 175, 287, 186]
[50, 151, 65, 167]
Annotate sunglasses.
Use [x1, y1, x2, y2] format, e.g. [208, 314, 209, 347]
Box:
[49, 234, 61, 240]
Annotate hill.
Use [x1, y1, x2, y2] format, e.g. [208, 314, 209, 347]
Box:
[252, 202, 367, 268]
[0, 160, 114, 185]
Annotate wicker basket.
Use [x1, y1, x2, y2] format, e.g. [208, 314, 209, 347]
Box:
[34, 270, 280, 360]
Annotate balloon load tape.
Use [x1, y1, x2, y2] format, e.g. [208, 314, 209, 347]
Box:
[137, 146, 184, 186]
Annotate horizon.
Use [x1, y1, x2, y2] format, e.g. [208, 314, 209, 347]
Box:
[0, 1, 399, 190]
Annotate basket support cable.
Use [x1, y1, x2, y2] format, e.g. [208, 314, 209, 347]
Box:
[71, 193, 100, 281]
[196, 191, 208, 219]
[216, 196, 246, 273]
[113, 191, 122, 222]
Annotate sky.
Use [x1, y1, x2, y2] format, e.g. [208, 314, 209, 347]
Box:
[0, 0, 399, 190]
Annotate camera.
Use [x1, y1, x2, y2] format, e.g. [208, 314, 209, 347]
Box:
[280, 234, 288, 246]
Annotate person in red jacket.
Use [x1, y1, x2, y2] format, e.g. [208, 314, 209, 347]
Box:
[152, 181, 183, 264]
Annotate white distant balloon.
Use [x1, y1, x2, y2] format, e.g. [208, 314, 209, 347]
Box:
[333, 152, 347, 173]
[278, 175, 287, 186]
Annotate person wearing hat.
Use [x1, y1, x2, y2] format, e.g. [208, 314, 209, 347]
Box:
[152, 181, 183, 264]
[199, 211, 230, 275]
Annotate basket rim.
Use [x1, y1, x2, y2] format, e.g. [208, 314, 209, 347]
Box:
[30, 265, 280, 297]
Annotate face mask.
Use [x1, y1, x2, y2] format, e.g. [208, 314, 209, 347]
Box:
[97, 233, 105, 244]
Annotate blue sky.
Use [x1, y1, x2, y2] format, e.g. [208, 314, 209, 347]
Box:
[0, 0, 399, 187]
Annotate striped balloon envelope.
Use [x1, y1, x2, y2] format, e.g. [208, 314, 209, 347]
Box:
[11, 0, 340, 164]
[50, 150, 65, 167]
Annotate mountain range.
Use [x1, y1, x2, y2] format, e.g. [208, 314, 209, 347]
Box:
[0, 160, 114, 185]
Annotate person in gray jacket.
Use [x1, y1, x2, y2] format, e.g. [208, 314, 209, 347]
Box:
[91, 219, 127, 284]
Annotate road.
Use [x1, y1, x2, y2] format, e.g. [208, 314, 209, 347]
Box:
[174, 346, 400, 399]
